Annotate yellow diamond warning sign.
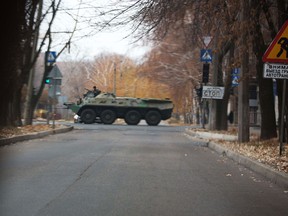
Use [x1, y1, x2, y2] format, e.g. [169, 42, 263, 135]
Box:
[263, 21, 288, 63]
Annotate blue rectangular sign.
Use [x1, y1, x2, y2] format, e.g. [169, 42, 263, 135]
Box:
[232, 68, 240, 87]
[47, 51, 57, 63]
[200, 49, 212, 62]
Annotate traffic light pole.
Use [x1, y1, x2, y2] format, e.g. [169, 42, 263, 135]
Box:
[280, 79, 287, 156]
[202, 63, 209, 129]
[51, 77, 56, 129]
[44, 52, 51, 126]
[44, 51, 57, 129]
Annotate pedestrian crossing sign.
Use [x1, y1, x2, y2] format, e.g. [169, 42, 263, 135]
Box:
[200, 49, 212, 62]
[263, 20, 288, 63]
[47, 51, 57, 63]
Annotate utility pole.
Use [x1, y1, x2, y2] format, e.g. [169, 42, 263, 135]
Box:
[209, 32, 219, 130]
[113, 62, 116, 95]
[238, 0, 250, 142]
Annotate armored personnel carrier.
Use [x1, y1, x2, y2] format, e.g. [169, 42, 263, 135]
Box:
[64, 89, 173, 126]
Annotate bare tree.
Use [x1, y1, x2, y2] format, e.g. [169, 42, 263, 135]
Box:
[115, 0, 283, 140]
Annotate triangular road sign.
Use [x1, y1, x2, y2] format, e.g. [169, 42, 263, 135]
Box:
[202, 51, 212, 60]
[47, 64, 63, 79]
[203, 36, 212, 47]
[263, 20, 288, 63]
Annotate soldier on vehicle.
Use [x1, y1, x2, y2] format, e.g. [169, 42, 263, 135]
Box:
[93, 86, 101, 97]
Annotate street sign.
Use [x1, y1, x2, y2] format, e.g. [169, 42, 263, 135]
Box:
[202, 86, 224, 99]
[263, 63, 288, 79]
[47, 51, 57, 63]
[203, 36, 212, 47]
[48, 85, 61, 97]
[263, 21, 288, 63]
[262, 21, 288, 156]
[200, 49, 212, 62]
[232, 68, 240, 87]
[47, 64, 63, 79]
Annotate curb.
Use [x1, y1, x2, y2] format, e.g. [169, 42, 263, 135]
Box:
[188, 130, 238, 141]
[0, 125, 74, 147]
[185, 129, 288, 189]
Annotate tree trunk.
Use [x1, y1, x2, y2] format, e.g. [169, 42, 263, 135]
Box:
[215, 54, 225, 131]
[256, 64, 277, 139]
[277, 79, 288, 142]
[219, 43, 235, 131]
[23, 0, 43, 125]
[238, 0, 250, 143]
[208, 31, 219, 130]
[210, 38, 234, 131]
[1, 1, 26, 127]
[277, 0, 288, 143]
[250, 0, 277, 140]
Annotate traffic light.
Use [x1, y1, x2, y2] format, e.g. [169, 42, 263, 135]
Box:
[202, 63, 210, 84]
[196, 87, 203, 97]
[45, 78, 52, 84]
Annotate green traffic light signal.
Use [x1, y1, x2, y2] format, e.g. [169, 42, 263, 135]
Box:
[45, 78, 51, 84]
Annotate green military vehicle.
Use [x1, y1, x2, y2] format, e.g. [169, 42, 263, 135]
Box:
[64, 89, 173, 126]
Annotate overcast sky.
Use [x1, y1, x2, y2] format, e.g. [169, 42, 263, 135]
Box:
[45, 0, 150, 61]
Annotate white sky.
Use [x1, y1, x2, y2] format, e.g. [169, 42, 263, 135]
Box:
[45, 0, 151, 61]
[67, 29, 151, 61]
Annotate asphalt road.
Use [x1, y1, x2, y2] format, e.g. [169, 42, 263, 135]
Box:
[0, 123, 287, 216]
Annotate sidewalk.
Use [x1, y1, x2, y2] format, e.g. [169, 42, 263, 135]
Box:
[184, 128, 288, 190]
[0, 125, 74, 147]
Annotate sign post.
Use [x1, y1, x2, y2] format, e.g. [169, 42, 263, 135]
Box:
[48, 65, 62, 129]
[44, 53, 63, 129]
[279, 80, 287, 155]
[200, 50, 212, 128]
[262, 21, 288, 156]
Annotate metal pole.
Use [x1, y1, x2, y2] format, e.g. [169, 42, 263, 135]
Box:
[52, 79, 56, 129]
[113, 62, 116, 95]
[280, 79, 286, 156]
[46, 85, 50, 125]
[202, 98, 205, 129]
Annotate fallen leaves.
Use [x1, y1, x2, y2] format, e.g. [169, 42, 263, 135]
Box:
[217, 137, 288, 174]
[188, 128, 288, 174]
[0, 124, 63, 139]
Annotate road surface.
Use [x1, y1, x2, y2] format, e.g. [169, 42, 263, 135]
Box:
[0, 123, 287, 216]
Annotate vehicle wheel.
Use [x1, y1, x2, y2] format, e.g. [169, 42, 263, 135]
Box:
[80, 109, 96, 124]
[124, 110, 141, 125]
[145, 110, 161, 126]
[100, 109, 116, 124]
